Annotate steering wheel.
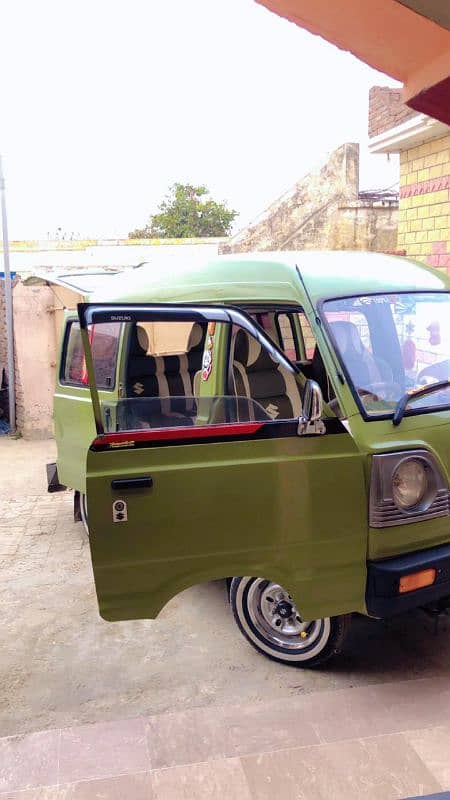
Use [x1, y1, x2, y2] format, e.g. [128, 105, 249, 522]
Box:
[328, 383, 397, 417]
[358, 382, 401, 402]
[417, 359, 450, 385]
[328, 387, 381, 416]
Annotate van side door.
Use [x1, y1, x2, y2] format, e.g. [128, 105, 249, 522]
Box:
[80, 302, 367, 623]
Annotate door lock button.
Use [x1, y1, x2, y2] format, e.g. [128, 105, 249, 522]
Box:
[112, 499, 128, 523]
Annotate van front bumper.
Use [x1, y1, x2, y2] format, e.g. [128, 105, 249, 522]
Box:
[366, 542, 450, 617]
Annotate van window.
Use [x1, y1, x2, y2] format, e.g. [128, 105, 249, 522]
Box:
[276, 314, 298, 360]
[298, 313, 316, 360]
[61, 321, 121, 390]
[323, 292, 450, 419]
[133, 321, 194, 356]
[232, 324, 302, 420]
[115, 319, 303, 430]
[325, 308, 372, 352]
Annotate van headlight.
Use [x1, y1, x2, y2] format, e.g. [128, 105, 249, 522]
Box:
[392, 459, 428, 510]
[370, 450, 448, 528]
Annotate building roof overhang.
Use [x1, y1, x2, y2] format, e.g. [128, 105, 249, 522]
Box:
[369, 113, 450, 154]
[255, 0, 450, 125]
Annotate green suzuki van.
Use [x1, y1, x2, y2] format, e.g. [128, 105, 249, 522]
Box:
[51, 251, 450, 667]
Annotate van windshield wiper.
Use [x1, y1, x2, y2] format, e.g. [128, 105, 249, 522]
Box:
[393, 380, 450, 426]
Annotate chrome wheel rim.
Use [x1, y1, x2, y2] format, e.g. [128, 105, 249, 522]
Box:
[242, 578, 331, 660]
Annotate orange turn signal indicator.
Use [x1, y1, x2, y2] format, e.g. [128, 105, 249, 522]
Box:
[399, 569, 436, 594]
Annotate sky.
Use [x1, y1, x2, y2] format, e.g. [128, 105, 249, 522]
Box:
[1, 0, 400, 240]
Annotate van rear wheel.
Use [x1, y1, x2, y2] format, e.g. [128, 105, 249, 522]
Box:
[230, 576, 350, 667]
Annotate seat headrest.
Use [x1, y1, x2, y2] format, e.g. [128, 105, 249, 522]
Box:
[233, 329, 276, 372]
[129, 324, 149, 356]
[187, 323, 205, 352]
[330, 321, 364, 357]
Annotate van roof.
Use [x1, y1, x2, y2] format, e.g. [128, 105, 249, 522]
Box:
[89, 251, 450, 307]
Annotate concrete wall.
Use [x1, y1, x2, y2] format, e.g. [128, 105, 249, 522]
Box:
[7, 237, 227, 273]
[267, 200, 398, 253]
[12, 283, 84, 439]
[220, 143, 398, 255]
[12, 284, 57, 439]
[8, 281, 198, 439]
[397, 132, 450, 272]
[0, 237, 225, 438]
[328, 202, 398, 252]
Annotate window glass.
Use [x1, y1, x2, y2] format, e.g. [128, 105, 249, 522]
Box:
[114, 316, 304, 430]
[325, 308, 372, 351]
[62, 321, 121, 389]
[114, 395, 273, 431]
[64, 323, 86, 384]
[323, 293, 450, 418]
[276, 314, 297, 360]
[297, 312, 316, 359]
[136, 321, 195, 356]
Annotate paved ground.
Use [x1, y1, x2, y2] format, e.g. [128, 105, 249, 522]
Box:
[1, 438, 450, 798]
[1, 438, 450, 740]
[1, 676, 450, 797]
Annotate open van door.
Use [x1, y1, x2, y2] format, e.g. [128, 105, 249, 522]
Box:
[79, 302, 367, 624]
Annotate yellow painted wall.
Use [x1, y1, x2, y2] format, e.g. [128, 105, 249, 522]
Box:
[398, 133, 450, 273]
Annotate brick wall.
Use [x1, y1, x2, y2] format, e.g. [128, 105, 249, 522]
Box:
[369, 87, 416, 138]
[397, 133, 450, 272]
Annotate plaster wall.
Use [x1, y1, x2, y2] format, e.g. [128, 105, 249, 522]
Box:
[11, 282, 197, 439]
[0, 236, 225, 438]
[221, 143, 398, 254]
[6, 238, 226, 272]
[13, 284, 57, 439]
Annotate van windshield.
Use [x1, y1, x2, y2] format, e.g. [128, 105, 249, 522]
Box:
[323, 292, 450, 419]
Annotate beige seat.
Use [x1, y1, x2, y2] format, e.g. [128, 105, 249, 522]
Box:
[330, 321, 393, 388]
[233, 329, 302, 420]
[124, 322, 206, 427]
[126, 323, 205, 404]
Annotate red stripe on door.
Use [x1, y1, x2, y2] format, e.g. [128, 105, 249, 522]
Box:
[93, 421, 265, 448]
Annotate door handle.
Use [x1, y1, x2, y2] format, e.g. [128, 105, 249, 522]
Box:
[111, 477, 153, 490]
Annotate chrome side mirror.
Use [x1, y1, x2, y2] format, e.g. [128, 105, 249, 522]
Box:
[298, 380, 325, 435]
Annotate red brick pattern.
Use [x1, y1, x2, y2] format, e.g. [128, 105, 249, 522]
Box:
[427, 240, 450, 271]
[400, 175, 450, 199]
[368, 86, 416, 138]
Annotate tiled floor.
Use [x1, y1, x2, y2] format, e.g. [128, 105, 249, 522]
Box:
[2, 442, 450, 799]
[2, 437, 450, 744]
[1, 678, 450, 799]
[1, 442, 442, 739]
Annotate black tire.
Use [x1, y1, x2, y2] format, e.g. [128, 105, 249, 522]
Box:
[80, 493, 89, 536]
[230, 576, 350, 668]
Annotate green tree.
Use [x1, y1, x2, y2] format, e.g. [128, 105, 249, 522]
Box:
[129, 183, 237, 238]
